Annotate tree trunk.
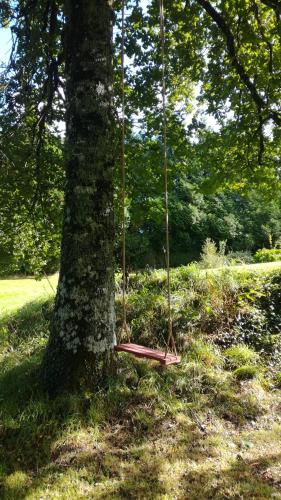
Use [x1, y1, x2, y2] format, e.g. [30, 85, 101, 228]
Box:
[42, 0, 116, 395]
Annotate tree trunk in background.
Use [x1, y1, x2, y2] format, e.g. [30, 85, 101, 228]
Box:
[42, 0, 116, 394]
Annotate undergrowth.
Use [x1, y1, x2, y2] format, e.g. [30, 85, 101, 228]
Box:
[1, 266, 281, 498]
[120, 265, 281, 369]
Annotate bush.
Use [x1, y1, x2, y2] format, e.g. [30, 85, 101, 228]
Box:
[122, 263, 281, 369]
[224, 345, 259, 369]
[254, 248, 281, 263]
[199, 239, 229, 269]
[227, 251, 254, 265]
[233, 365, 259, 380]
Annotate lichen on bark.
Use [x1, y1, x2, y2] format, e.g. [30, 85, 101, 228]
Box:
[42, 0, 116, 395]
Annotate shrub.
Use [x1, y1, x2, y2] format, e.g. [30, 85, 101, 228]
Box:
[254, 248, 281, 263]
[224, 344, 259, 369]
[199, 238, 229, 269]
[115, 263, 281, 371]
[233, 365, 259, 380]
[0, 253, 19, 278]
[227, 251, 254, 265]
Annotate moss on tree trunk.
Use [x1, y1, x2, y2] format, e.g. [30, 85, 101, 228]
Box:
[42, 0, 116, 394]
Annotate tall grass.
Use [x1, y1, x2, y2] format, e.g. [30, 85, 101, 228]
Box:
[0, 266, 281, 498]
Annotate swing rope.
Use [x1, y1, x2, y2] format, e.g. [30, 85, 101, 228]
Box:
[121, 0, 129, 340]
[119, 0, 177, 357]
[159, 0, 177, 357]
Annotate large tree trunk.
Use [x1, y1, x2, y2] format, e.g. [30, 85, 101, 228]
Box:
[42, 0, 116, 394]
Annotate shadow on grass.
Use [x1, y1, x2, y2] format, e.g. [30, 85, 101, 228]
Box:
[0, 349, 95, 499]
[0, 298, 89, 498]
[1, 351, 281, 499]
[0, 348, 166, 498]
[0, 297, 53, 351]
[0, 299, 281, 498]
[179, 450, 281, 499]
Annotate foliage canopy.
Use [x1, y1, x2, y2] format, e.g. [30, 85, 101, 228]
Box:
[0, 0, 280, 272]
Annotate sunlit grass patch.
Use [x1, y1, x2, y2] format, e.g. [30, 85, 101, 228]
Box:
[233, 365, 260, 380]
[224, 344, 260, 368]
[3, 470, 31, 499]
[1, 269, 281, 498]
[0, 274, 57, 317]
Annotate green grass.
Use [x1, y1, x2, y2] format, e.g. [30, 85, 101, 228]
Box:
[1, 267, 281, 498]
[1, 260, 281, 318]
[0, 274, 57, 317]
[215, 260, 281, 274]
[224, 345, 260, 368]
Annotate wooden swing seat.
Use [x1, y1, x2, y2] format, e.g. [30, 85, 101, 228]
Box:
[114, 343, 181, 365]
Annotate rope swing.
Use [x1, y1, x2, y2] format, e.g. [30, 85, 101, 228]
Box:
[120, 0, 128, 340]
[115, 0, 180, 366]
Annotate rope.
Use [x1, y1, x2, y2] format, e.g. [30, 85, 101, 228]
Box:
[121, 0, 129, 341]
[159, 0, 177, 357]
[119, 0, 177, 355]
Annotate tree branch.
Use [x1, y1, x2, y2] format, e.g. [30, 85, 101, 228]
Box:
[195, 0, 281, 126]
[252, 0, 273, 74]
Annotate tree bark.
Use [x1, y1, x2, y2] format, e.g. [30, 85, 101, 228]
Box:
[42, 0, 116, 395]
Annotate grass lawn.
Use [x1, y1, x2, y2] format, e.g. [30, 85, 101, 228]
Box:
[0, 274, 58, 318]
[212, 260, 281, 274]
[1, 264, 281, 498]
